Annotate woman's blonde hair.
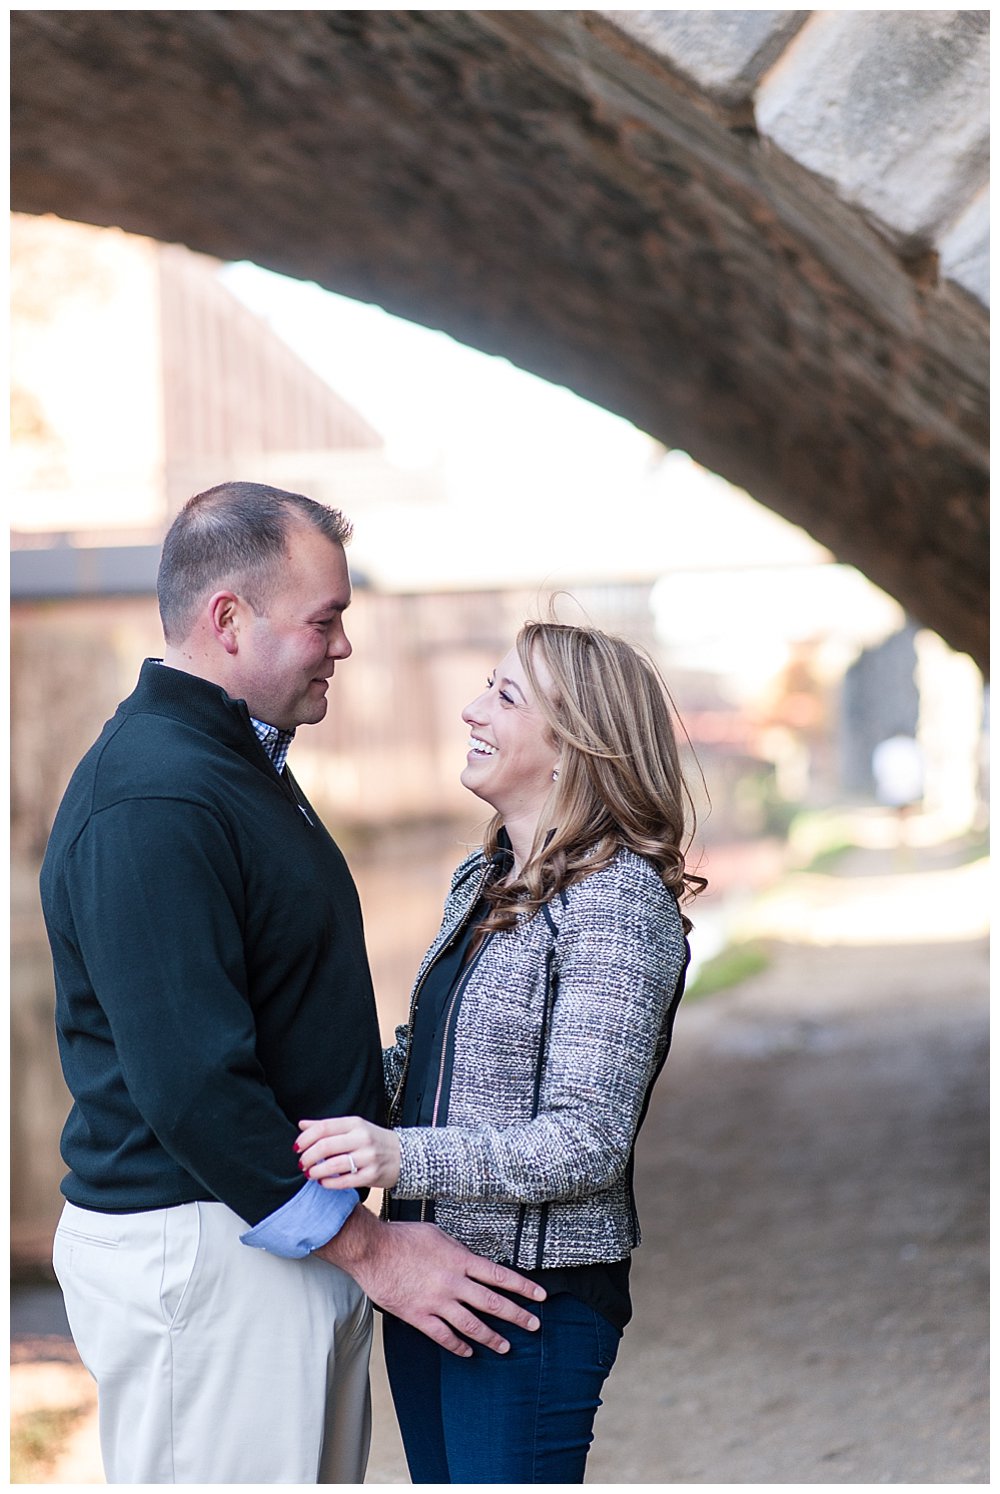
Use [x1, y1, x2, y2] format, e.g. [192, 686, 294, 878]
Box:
[480, 620, 707, 934]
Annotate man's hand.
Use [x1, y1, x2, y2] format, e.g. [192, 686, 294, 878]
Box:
[315, 1204, 545, 1358]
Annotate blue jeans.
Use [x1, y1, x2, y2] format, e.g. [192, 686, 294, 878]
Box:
[382, 1292, 622, 1483]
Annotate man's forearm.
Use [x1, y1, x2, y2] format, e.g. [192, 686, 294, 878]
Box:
[314, 1199, 381, 1272]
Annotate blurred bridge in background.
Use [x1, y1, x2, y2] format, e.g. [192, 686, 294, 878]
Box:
[10, 9, 989, 669]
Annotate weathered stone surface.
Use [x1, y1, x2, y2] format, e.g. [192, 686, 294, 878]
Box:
[756, 11, 990, 248]
[938, 187, 990, 307]
[9, 9, 989, 668]
[603, 9, 809, 107]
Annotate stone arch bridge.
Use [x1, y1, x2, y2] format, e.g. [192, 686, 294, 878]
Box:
[10, 9, 989, 669]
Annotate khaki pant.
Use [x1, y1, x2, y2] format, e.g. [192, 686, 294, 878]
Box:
[53, 1198, 372, 1484]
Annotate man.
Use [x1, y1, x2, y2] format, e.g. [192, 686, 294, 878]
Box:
[40, 482, 544, 1484]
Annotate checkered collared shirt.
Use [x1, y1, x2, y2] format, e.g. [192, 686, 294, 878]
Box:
[249, 718, 295, 776]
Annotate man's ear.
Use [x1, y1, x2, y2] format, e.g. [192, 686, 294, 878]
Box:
[208, 591, 242, 656]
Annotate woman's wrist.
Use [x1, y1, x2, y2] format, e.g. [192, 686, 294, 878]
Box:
[384, 1128, 402, 1191]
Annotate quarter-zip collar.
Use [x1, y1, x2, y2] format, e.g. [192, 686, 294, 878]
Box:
[139, 659, 313, 822]
[137, 659, 278, 770]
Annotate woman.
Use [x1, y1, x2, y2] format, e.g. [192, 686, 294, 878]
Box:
[297, 620, 705, 1483]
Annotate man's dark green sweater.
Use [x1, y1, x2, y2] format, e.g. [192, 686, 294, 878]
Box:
[39, 660, 385, 1226]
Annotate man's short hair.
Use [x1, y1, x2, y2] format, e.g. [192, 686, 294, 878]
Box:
[157, 481, 352, 643]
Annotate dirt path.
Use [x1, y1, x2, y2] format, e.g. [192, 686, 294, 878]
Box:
[584, 932, 988, 1484]
[13, 846, 989, 1484]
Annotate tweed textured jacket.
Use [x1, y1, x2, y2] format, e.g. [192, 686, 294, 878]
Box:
[384, 845, 689, 1269]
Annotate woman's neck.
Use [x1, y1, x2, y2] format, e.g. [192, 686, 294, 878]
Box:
[501, 811, 541, 878]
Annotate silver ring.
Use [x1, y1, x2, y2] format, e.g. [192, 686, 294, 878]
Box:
[347, 1153, 358, 1175]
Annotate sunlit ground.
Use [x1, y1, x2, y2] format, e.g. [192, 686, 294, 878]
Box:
[740, 809, 988, 948]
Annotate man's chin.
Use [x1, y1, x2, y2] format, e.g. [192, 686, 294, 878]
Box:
[299, 697, 329, 726]
[304, 693, 331, 723]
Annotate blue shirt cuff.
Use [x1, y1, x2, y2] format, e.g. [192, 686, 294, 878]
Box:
[240, 1180, 359, 1259]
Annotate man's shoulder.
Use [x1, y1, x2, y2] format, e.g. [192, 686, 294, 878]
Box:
[52, 701, 241, 840]
[97, 701, 220, 778]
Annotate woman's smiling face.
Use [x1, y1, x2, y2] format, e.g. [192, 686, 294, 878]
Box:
[460, 645, 560, 824]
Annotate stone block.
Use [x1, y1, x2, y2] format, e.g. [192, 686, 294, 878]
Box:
[756, 10, 989, 247]
[600, 9, 809, 107]
[938, 187, 989, 308]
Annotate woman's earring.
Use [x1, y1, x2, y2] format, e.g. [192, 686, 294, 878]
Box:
[552, 767, 560, 782]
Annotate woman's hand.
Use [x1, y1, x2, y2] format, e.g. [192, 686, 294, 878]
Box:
[296, 1116, 401, 1192]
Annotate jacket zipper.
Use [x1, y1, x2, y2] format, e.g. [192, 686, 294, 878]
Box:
[386, 861, 492, 1127]
[417, 936, 493, 1223]
[282, 766, 314, 825]
[383, 861, 493, 1222]
[429, 933, 492, 1126]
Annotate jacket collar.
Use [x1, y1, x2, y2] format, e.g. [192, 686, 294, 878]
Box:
[126, 658, 269, 769]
